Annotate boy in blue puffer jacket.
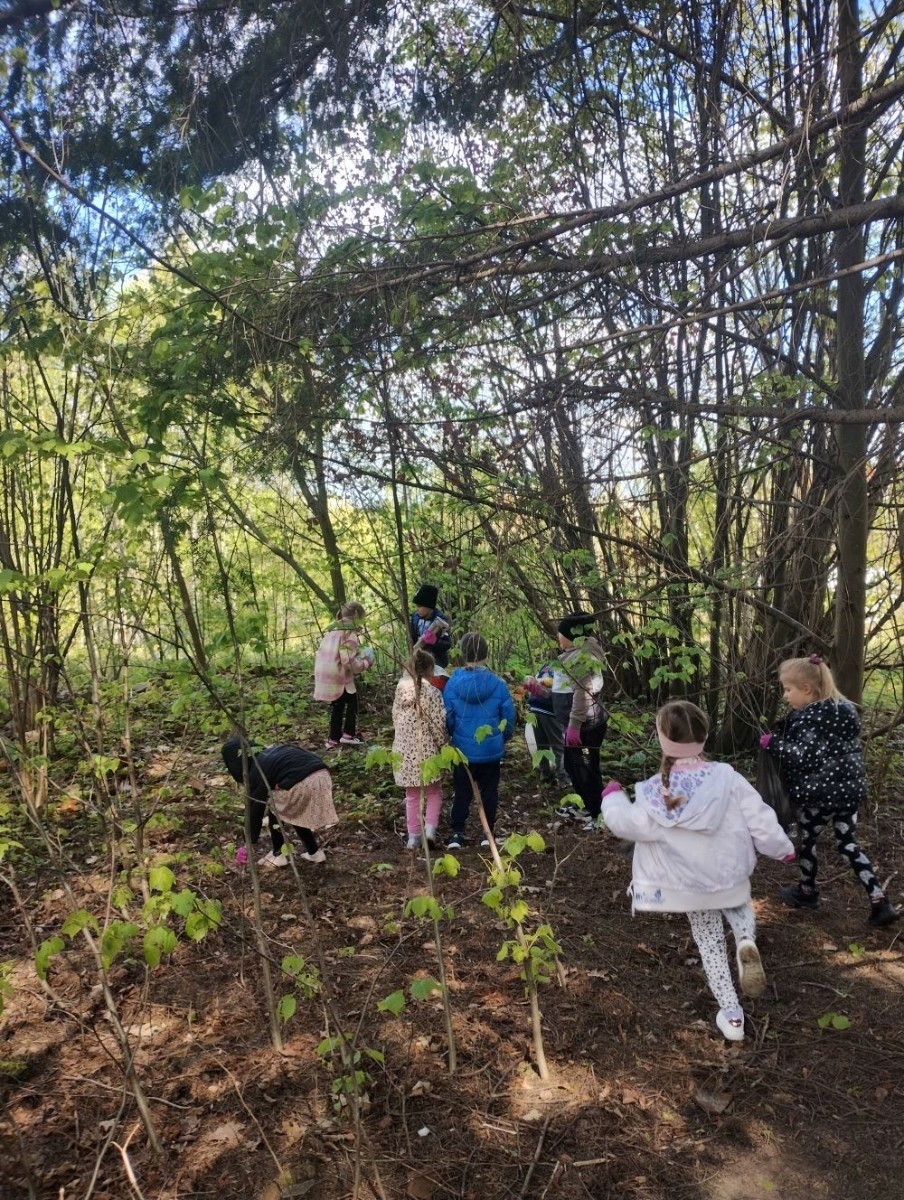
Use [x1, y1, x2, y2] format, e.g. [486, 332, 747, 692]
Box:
[443, 632, 516, 850]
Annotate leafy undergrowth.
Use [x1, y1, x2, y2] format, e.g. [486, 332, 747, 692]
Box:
[1, 693, 903, 1200]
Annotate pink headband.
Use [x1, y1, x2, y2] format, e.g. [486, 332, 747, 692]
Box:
[657, 729, 706, 759]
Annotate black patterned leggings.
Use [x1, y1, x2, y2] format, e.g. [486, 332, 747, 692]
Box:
[798, 806, 883, 901]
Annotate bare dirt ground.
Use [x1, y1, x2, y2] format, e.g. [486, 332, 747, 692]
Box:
[1, 694, 902, 1200]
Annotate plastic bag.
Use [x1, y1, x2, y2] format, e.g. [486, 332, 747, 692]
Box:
[757, 749, 795, 831]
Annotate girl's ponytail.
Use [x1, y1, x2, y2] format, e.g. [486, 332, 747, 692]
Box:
[660, 757, 682, 810]
[780, 655, 842, 702]
[407, 647, 436, 700]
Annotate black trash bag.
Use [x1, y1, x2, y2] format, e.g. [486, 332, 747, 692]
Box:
[757, 748, 795, 831]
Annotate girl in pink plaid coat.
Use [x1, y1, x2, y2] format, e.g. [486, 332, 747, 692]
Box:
[313, 601, 374, 748]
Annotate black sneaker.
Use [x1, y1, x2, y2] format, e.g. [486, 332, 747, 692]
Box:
[779, 884, 820, 910]
[554, 803, 584, 821]
[868, 898, 900, 927]
[446, 832, 465, 851]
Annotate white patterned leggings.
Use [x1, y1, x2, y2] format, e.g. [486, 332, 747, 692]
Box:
[687, 904, 756, 1015]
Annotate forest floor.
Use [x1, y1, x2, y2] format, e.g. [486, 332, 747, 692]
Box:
[1, 680, 903, 1200]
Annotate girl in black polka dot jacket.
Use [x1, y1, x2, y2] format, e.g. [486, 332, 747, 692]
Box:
[761, 655, 898, 926]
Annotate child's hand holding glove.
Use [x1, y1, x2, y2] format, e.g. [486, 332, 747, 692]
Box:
[759, 733, 773, 749]
[564, 726, 582, 748]
[601, 780, 624, 798]
[421, 629, 438, 646]
[522, 676, 546, 698]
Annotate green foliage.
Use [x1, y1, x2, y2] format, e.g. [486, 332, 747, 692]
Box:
[100, 921, 139, 969]
[0, 961, 13, 1017]
[404, 895, 453, 922]
[377, 989, 405, 1015]
[315, 1032, 383, 1113]
[481, 831, 562, 991]
[35, 936, 65, 981]
[278, 953, 321, 1024]
[432, 853, 460, 878]
[817, 1012, 851, 1032]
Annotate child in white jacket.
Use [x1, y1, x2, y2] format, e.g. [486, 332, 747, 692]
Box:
[601, 700, 795, 1042]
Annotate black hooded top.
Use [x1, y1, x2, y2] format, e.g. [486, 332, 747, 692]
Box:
[764, 698, 866, 813]
[222, 737, 327, 802]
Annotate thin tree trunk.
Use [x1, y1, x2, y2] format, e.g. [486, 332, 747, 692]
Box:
[833, 0, 868, 702]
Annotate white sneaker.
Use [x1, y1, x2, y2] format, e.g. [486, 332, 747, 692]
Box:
[258, 851, 289, 869]
[424, 825, 438, 848]
[339, 734, 364, 746]
[406, 835, 423, 850]
[737, 939, 766, 998]
[299, 849, 326, 864]
[716, 1009, 745, 1041]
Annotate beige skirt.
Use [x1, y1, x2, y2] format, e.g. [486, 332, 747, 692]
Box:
[272, 770, 338, 831]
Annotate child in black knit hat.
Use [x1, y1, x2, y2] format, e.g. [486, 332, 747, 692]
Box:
[410, 583, 452, 667]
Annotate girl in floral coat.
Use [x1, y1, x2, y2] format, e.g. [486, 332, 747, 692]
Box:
[392, 648, 449, 849]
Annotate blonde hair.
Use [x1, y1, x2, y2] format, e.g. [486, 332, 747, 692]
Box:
[339, 600, 366, 623]
[778, 655, 841, 702]
[657, 700, 709, 811]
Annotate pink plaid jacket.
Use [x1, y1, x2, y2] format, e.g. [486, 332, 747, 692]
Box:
[313, 626, 370, 701]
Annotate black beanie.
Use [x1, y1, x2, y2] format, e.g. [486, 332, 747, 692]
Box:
[557, 611, 595, 641]
[412, 583, 439, 608]
[459, 632, 488, 663]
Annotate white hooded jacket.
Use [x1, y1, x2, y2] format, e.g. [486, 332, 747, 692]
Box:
[601, 761, 793, 912]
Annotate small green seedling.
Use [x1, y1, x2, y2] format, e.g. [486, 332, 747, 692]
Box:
[817, 1012, 851, 1032]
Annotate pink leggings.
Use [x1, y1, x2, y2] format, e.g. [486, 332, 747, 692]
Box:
[405, 785, 443, 835]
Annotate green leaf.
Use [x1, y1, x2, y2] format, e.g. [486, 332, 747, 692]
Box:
[409, 977, 442, 1000]
[35, 936, 65, 980]
[169, 888, 196, 917]
[474, 724, 493, 744]
[482, 887, 503, 910]
[525, 832, 546, 853]
[148, 865, 175, 894]
[100, 921, 138, 970]
[377, 990, 406, 1015]
[61, 909, 100, 938]
[432, 853, 460, 877]
[278, 994, 297, 1023]
[143, 926, 177, 967]
[509, 899, 530, 924]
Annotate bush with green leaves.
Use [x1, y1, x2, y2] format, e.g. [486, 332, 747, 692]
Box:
[481, 831, 561, 1080]
[35, 864, 222, 980]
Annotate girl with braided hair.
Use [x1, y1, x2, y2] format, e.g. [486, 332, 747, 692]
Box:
[602, 700, 795, 1042]
[392, 648, 449, 849]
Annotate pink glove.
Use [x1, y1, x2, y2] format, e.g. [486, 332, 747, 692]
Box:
[524, 678, 546, 698]
[421, 629, 437, 645]
[601, 780, 623, 798]
[564, 726, 582, 749]
[235, 846, 249, 866]
[759, 733, 772, 749]
[781, 852, 796, 863]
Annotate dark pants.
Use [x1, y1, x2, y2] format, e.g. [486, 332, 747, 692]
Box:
[798, 806, 882, 901]
[564, 719, 606, 818]
[329, 691, 358, 741]
[533, 709, 567, 780]
[248, 797, 318, 854]
[451, 761, 501, 835]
